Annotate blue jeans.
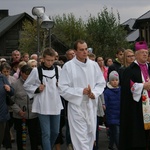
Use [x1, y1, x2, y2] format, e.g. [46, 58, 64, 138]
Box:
[38, 114, 60, 150]
[108, 124, 120, 149]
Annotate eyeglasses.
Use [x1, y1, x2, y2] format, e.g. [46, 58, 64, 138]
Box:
[127, 55, 135, 58]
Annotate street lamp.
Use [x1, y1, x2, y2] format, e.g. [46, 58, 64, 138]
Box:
[32, 6, 54, 54]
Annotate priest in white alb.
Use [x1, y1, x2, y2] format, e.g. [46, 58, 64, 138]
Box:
[58, 40, 106, 150]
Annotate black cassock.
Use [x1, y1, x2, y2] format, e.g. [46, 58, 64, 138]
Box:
[120, 62, 150, 150]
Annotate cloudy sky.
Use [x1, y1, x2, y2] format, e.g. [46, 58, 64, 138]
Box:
[1, 0, 150, 23]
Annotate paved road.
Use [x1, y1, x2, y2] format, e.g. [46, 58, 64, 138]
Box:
[1, 126, 109, 150]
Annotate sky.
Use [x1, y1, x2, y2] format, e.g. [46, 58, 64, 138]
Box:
[1, 0, 150, 23]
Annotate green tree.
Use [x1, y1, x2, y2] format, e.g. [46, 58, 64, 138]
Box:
[52, 13, 87, 48]
[19, 20, 48, 55]
[86, 7, 128, 58]
[19, 7, 129, 58]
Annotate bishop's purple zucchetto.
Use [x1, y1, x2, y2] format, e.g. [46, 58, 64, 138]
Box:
[135, 41, 148, 51]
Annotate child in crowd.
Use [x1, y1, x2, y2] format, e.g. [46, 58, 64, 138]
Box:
[13, 61, 26, 79]
[1, 63, 16, 84]
[104, 71, 120, 150]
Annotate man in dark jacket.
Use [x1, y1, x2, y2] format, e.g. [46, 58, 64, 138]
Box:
[120, 41, 150, 150]
[108, 48, 124, 77]
[0, 75, 14, 147]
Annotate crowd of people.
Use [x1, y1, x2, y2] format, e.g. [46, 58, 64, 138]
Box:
[0, 40, 150, 150]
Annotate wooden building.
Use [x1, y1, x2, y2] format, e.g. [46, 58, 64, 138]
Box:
[122, 18, 139, 43]
[133, 10, 150, 44]
[0, 10, 33, 57]
[0, 10, 68, 59]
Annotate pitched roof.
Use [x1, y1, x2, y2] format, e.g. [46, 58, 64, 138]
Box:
[51, 34, 69, 54]
[122, 18, 136, 30]
[0, 12, 33, 37]
[126, 29, 139, 42]
[133, 10, 150, 28]
[136, 10, 150, 20]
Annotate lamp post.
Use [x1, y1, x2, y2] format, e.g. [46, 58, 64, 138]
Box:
[49, 28, 52, 48]
[47, 17, 54, 48]
[32, 6, 54, 54]
[40, 14, 54, 48]
[37, 17, 40, 55]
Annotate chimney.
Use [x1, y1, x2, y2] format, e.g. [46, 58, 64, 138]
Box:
[0, 10, 9, 20]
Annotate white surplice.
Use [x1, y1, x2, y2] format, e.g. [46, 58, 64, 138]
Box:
[58, 57, 106, 150]
[23, 67, 63, 115]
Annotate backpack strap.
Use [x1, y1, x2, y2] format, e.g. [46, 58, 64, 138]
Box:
[38, 65, 58, 85]
[55, 65, 59, 83]
[37, 66, 43, 84]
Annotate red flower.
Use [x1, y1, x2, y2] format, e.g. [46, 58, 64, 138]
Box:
[142, 95, 147, 101]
